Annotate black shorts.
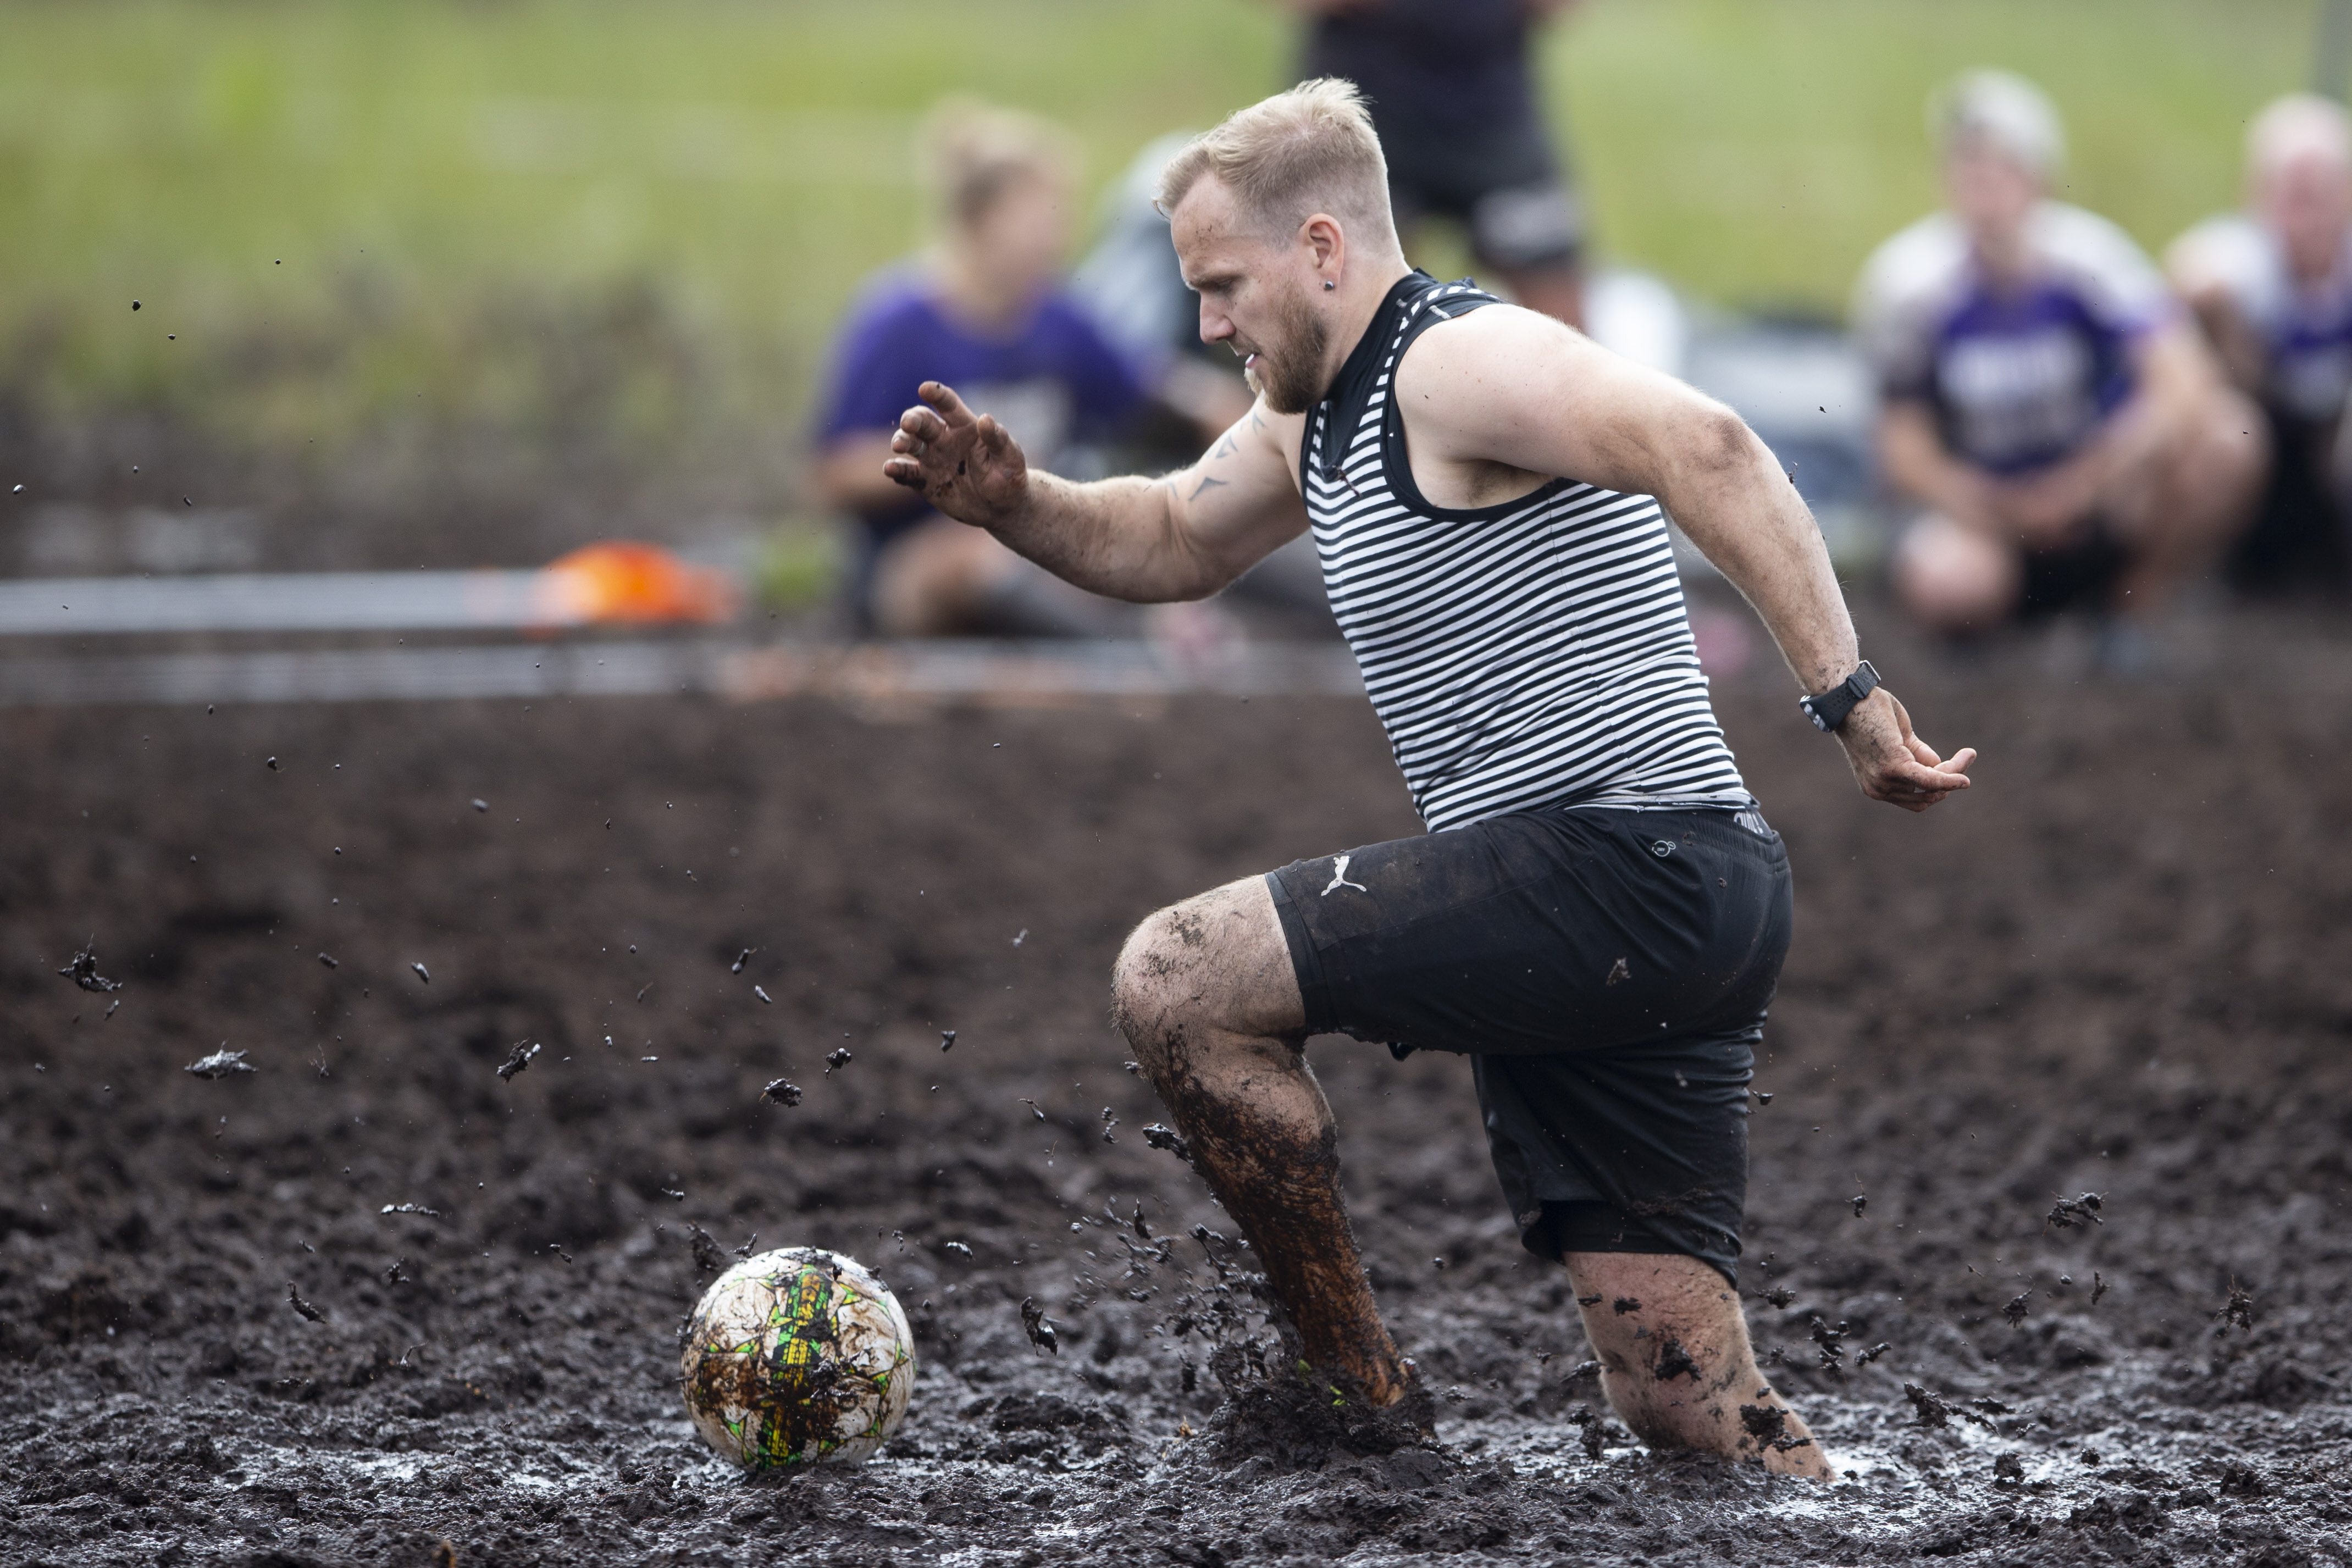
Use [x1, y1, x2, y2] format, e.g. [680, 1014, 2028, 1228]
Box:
[2017, 519, 2130, 617]
[1382, 115, 1584, 272]
[2229, 405, 2349, 594]
[1267, 806, 1791, 1284]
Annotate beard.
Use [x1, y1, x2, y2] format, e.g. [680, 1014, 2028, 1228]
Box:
[1239, 286, 1332, 415]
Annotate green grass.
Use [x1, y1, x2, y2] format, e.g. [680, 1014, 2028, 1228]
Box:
[1553, 0, 2318, 313]
[0, 0, 2323, 456]
[0, 0, 1292, 456]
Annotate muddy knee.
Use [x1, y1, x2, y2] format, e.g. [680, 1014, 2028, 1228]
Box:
[1114, 885, 1278, 1027]
[1109, 906, 1211, 1095]
[1111, 907, 1192, 1041]
[1111, 880, 1305, 1091]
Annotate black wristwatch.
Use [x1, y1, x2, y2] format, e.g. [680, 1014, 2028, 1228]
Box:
[1798, 661, 1880, 734]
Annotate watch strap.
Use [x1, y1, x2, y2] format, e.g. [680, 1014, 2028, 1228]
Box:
[1798, 660, 1880, 734]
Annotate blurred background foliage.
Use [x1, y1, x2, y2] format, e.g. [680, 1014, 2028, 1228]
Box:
[0, 0, 2321, 558]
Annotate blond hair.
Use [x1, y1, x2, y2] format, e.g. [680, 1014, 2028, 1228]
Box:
[1931, 69, 2065, 179]
[2248, 93, 2352, 179]
[921, 98, 1077, 230]
[1155, 79, 1398, 250]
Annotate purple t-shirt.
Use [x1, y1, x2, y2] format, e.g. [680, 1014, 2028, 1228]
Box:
[816, 268, 1153, 539]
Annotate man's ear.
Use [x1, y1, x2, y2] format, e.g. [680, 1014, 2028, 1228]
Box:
[1301, 214, 1347, 278]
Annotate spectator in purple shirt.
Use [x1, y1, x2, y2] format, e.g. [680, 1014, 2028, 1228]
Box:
[1853, 71, 2263, 649]
[2170, 95, 2352, 594]
[814, 101, 1242, 636]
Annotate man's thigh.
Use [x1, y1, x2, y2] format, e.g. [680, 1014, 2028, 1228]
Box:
[1265, 807, 1790, 1057]
[1893, 513, 2024, 625]
[2100, 382, 2264, 544]
[1115, 875, 1305, 1043]
[1264, 811, 1780, 1282]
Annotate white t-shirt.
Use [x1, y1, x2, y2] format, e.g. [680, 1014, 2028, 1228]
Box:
[2171, 212, 2352, 422]
[1852, 203, 2173, 473]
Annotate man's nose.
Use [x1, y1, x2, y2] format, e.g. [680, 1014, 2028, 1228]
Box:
[1197, 300, 1233, 346]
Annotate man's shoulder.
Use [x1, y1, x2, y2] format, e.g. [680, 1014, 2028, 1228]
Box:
[2166, 212, 2276, 308]
[1390, 295, 1553, 380]
[1387, 295, 1564, 414]
[1383, 295, 1643, 476]
[2028, 202, 2159, 276]
[833, 267, 946, 354]
[2026, 202, 2170, 324]
[1851, 213, 1969, 330]
[1027, 290, 1141, 359]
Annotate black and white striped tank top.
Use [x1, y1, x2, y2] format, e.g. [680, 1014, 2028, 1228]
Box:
[1301, 273, 1751, 832]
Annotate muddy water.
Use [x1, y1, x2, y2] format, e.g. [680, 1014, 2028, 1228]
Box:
[3, 630, 2350, 1564]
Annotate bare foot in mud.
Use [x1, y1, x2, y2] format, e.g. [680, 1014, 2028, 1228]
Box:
[1566, 1251, 1834, 1478]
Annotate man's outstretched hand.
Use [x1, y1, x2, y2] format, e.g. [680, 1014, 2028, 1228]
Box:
[1836, 688, 1974, 813]
[883, 382, 1029, 530]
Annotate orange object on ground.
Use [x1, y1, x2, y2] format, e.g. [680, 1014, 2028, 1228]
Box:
[535, 542, 740, 626]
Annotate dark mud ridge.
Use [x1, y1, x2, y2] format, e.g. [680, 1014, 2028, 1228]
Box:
[4, 620, 2351, 1564]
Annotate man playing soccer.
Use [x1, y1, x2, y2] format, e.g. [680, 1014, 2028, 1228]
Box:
[885, 81, 1973, 1476]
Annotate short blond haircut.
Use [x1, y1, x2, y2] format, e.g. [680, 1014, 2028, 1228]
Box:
[921, 98, 1077, 230]
[2248, 93, 2352, 179]
[1155, 79, 1398, 249]
[1931, 69, 2065, 179]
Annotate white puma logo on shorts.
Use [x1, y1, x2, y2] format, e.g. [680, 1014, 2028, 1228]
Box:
[1321, 854, 1368, 896]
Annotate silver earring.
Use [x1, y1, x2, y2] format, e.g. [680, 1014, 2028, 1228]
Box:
[1324, 279, 1336, 291]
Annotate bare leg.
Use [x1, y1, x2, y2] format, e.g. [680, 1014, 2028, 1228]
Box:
[2104, 384, 2267, 612]
[1111, 877, 1408, 1404]
[1891, 512, 2022, 632]
[872, 518, 1132, 638]
[1492, 260, 1586, 331]
[1566, 1251, 1833, 1479]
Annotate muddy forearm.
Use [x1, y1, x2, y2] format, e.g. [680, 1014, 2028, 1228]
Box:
[987, 470, 1219, 604]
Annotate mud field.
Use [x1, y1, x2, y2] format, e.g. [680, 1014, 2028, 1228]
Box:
[4, 616, 2352, 1567]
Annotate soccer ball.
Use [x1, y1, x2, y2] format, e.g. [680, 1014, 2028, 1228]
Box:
[679, 1248, 916, 1469]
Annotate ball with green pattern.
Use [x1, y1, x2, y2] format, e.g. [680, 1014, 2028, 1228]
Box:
[679, 1247, 916, 1468]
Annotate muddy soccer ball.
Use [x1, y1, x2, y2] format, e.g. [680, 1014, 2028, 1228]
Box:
[679, 1248, 916, 1469]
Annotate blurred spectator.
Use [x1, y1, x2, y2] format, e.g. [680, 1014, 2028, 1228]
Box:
[1069, 135, 1336, 634]
[812, 101, 1234, 638]
[1070, 132, 1263, 471]
[1280, 0, 1587, 326]
[2168, 94, 2352, 594]
[1853, 71, 2264, 644]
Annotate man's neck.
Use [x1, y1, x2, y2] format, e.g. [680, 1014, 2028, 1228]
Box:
[1969, 233, 2033, 291]
[1316, 262, 1416, 398]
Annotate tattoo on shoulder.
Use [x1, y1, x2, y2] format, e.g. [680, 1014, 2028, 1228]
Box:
[1213, 432, 1239, 459]
[1188, 475, 1230, 501]
[1248, 409, 1268, 431]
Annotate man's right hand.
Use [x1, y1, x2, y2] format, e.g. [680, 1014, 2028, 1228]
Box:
[1836, 688, 1975, 813]
[883, 382, 1030, 531]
